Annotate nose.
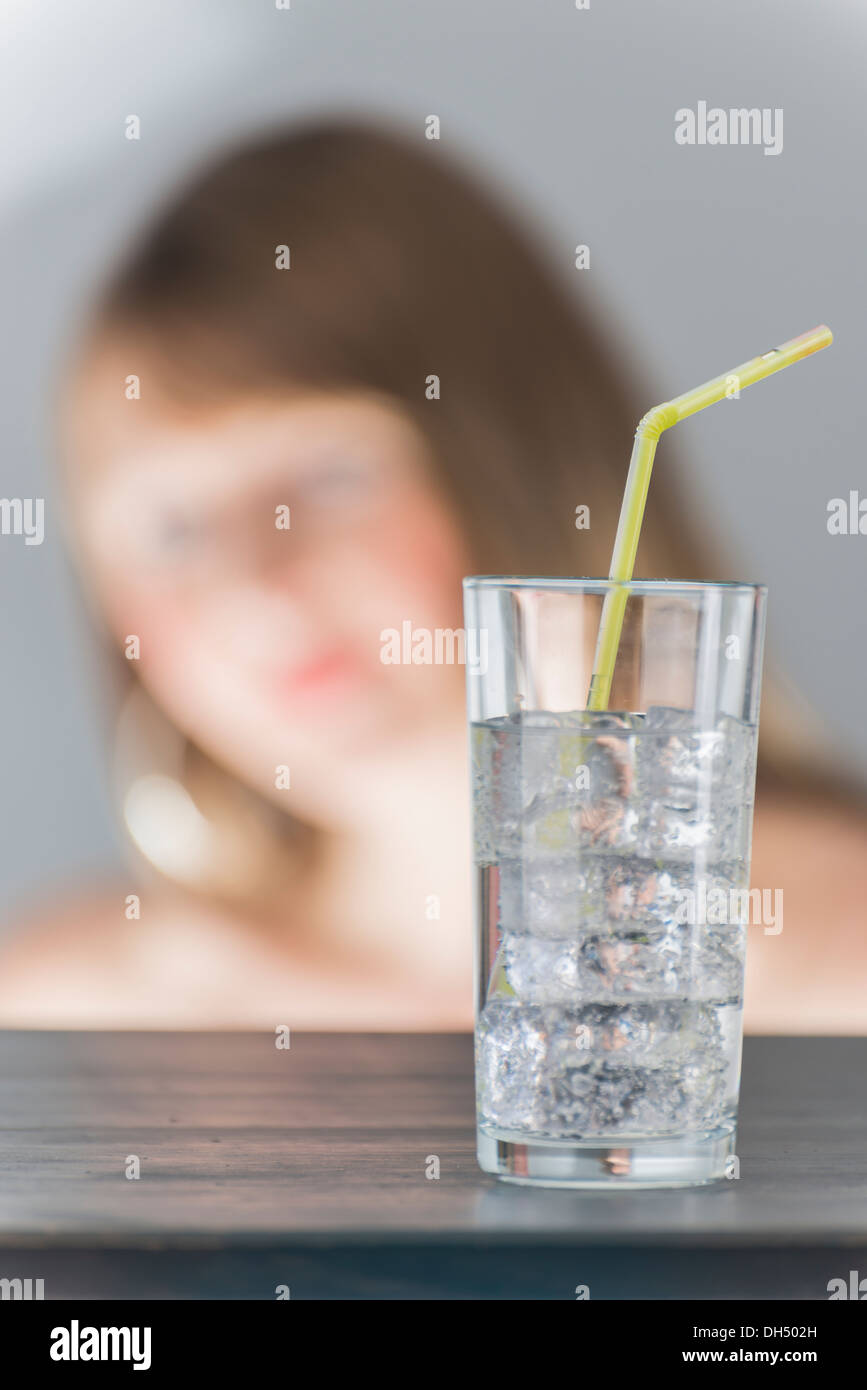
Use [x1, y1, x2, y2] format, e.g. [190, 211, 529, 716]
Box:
[210, 490, 300, 588]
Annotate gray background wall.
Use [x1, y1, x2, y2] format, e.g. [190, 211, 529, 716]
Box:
[1, 0, 865, 920]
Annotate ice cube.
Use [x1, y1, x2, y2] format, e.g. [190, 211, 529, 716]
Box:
[472, 711, 643, 862]
[636, 708, 756, 863]
[497, 853, 744, 937]
[476, 997, 731, 1139]
[498, 916, 745, 1004]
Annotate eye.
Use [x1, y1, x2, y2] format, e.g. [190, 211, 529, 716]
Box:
[294, 456, 377, 507]
[151, 510, 207, 557]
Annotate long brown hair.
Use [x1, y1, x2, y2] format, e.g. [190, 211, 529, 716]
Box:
[68, 117, 859, 905]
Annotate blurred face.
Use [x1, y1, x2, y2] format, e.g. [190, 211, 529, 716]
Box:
[64, 341, 471, 820]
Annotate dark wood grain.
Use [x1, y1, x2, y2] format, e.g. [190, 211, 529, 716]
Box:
[0, 1031, 864, 1297]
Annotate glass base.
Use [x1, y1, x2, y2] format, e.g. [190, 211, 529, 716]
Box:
[477, 1124, 736, 1189]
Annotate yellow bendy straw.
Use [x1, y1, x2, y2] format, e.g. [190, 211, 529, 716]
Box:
[586, 324, 833, 710]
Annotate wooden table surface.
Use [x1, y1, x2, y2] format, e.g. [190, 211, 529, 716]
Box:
[0, 1031, 865, 1299]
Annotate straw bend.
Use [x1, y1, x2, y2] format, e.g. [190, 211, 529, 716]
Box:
[587, 323, 833, 712]
[636, 401, 679, 441]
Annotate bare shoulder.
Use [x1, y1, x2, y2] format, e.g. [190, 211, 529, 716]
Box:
[0, 886, 473, 1030]
[0, 888, 255, 1027]
[0, 888, 150, 1025]
[745, 790, 867, 1034]
[0, 888, 136, 967]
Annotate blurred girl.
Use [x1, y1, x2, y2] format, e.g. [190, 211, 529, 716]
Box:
[0, 119, 863, 1029]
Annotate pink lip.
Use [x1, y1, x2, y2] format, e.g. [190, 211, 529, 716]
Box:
[273, 650, 365, 698]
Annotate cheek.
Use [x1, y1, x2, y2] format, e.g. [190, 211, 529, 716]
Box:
[351, 491, 469, 621]
[337, 494, 471, 709]
[102, 580, 203, 693]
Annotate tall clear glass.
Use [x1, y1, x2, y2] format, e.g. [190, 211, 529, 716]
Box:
[464, 577, 767, 1187]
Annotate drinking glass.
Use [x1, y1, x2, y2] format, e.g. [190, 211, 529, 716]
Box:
[464, 577, 767, 1187]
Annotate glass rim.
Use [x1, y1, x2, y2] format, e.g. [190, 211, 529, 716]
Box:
[463, 575, 767, 596]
